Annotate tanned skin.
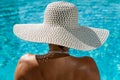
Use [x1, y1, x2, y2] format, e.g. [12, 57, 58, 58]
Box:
[14, 44, 100, 80]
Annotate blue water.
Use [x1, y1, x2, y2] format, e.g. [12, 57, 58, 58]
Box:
[0, 0, 120, 80]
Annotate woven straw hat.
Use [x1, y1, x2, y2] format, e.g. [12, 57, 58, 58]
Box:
[13, 1, 109, 51]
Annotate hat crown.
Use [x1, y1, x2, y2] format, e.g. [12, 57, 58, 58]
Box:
[44, 1, 78, 27]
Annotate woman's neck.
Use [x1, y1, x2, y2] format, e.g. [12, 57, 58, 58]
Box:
[36, 52, 70, 63]
[48, 51, 68, 54]
[49, 44, 69, 53]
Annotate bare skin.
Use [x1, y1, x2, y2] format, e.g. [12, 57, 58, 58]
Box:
[14, 44, 100, 80]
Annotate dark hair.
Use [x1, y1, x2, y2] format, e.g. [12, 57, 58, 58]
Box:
[58, 45, 68, 51]
[59, 45, 65, 49]
[49, 44, 68, 50]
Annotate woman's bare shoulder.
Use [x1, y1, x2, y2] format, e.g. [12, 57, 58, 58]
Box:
[69, 56, 100, 80]
[68, 56, 96, 64]
[15, 54, 40, 80]
[18, 54, 39, 68]
[66, 56, 99, 71]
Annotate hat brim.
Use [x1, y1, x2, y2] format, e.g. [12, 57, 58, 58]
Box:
[13, 24, 109, 51]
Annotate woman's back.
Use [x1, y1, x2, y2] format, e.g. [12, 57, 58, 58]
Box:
[15, 53, 100, 80]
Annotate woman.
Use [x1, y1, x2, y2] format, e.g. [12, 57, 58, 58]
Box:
[15, 44, 100, 80]
[14, 1, 109, 80]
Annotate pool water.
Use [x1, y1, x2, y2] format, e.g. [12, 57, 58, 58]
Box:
[0, 0, 120, 80]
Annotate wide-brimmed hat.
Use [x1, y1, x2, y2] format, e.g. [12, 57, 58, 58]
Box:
[13, 1, 109, 51]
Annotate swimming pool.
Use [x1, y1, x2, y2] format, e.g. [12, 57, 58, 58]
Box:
[0, 0, 120, 80]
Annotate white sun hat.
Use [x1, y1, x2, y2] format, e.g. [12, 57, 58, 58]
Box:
[13, 1, 109, 51]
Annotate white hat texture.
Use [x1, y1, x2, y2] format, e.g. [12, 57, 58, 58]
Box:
[13, 1, 109, 51]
